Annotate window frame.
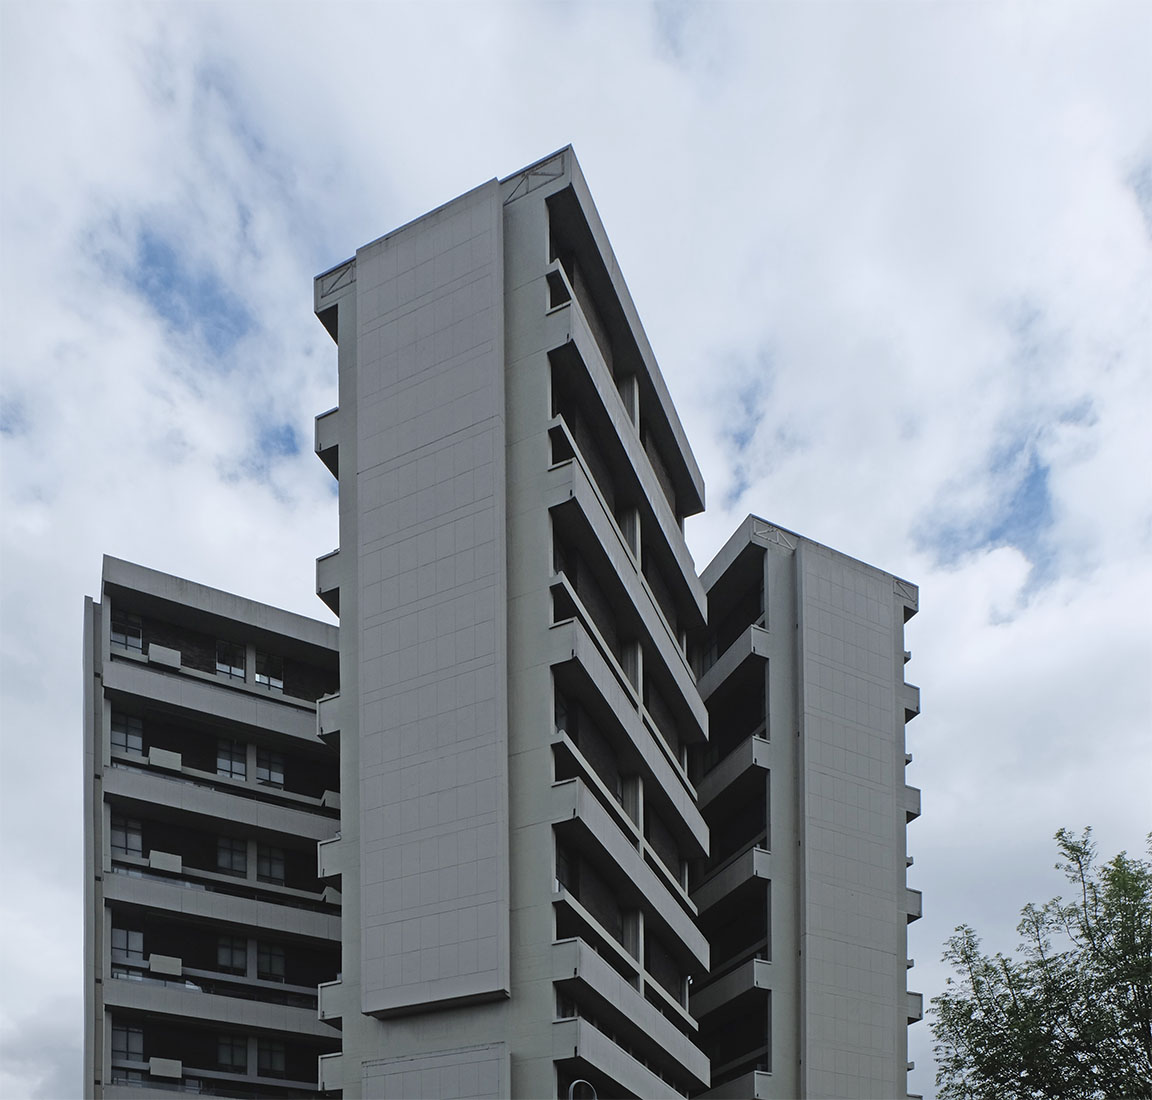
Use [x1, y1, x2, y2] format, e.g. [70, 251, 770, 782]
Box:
[215, 640, 246, 680]
[216, 836, 247, 877]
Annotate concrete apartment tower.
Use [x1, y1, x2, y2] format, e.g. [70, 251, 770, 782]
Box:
[83, 558, 343, 1097]
[307, 147, 922, 1099]
[311, 148, 713, 1098]
[689, 518, 922, 1099]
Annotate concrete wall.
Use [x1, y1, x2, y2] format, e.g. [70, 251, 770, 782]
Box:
[350, 178, 511, 1018]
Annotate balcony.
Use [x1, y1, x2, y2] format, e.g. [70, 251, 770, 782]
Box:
[907, 990, 924, 1023]
[102, 972, 332, 1038]
[697, 624, 770, 704]
[696, 1069, 773, 1099]
[690, 957, 771, 1020]
[315, 550, 340, 617]
[102, 872, 340, 940]
[102, 768, 337, 843]
[547, 615, 708, 858]
[904, 784, 922, 822]
[552, 1017, 690, 1099]
[314, 407, 339, 478]
[547, 330, 705, 622]
[552, 778, 707, 970]
[99, 661, 319, 742]
[906, 887, 923, 922]
[901, 682, 921, 722]
[695, 735, 769, 812]
[552, 938, 709, 1088]
[692, 847, 771, 915]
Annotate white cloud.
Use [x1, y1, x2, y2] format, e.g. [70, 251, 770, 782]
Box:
[2, 4, 1149, 1098]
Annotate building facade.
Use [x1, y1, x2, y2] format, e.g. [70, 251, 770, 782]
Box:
[83, 147, 922, 1100]
[83, 557, 342, 1098]
[308, 147, 921, 1099]
[689, 517, 922, 1099]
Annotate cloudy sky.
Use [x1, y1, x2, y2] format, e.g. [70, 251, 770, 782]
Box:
[1, 2, 1149, 1097]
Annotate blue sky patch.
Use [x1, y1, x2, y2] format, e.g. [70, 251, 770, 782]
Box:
[129, 228, 253, 358]
[256, 422, 300, 459]
[917, 436, 1056, 581]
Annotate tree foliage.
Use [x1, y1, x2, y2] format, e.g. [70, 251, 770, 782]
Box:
[931, 828, 1152, 1100]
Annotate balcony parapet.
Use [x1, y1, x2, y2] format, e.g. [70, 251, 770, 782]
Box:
[697, 624, 770, 703]
[314, 407, 339, 478]
[691, 847, 771, 915]
[545, 618, 707, 856]
[690, 957, 771, 1020]
[545, 453, 705, 735]
[546, 314, 705, 618]
[100, 660, 318, 740]
[315, 549, 340, 617]
[905, 784, 922, 822]
[905, 887, 923, 922]
[102, 766, 338, 842]
[696, 735, 769, 811]
[102, 973, 333, 1038]
[102, 872, 340, 940]
[901, 682, 921, 722]
[552, 778, 708, 969]
[552, 938, 709, 1087]
[552, 1017, 690, 1100]
[907, 990, 924, 1023]
[696, 1070, 773, 1099]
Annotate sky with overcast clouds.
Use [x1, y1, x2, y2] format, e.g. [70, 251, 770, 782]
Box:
[1, 2, 1150, 1097]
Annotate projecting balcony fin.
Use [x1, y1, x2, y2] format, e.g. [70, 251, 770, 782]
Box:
[315, 549, 340, 617]
[315, 407, 339, 478]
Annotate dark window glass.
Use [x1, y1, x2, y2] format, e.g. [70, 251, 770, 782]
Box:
[216, 738, 246, 780]
[217, 1035, 247, 1072]
[255, 652, 283, 691]
[111, 614, 142, 652]
[112, 1024, 144, 1062]
[112, 928, 144, 961]
[216, 641, 245, 679]
[257, 942, 285, 982]
[111, 713, 144, 755]
[216, 836, 247, 877]
[256, 748, 284, 788]
[257, 845, 285, 884]
[217, 935, 247, 974]
[111, 816, 142, 858]
[258, 1039, 286, 1077]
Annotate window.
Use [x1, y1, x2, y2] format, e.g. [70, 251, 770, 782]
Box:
[111, 713, 143, 755]
[111, 816, 142, 858]
[255, 652, 283, 692]
[256, 748, 284, 788]
[217, 1034, 247, 1073]
[257, 845, 285, 885]
[258, 1039, 286, 1078]
[216, 738, 246, 780]
[112, 927, 144, 961]
[110, 613, 143, 652]
[216, 836, 247, 877]
[217, 935, 247, 975]
[257, 942, 285, 982]
[216, 640, 245, 680]
[112, 1024, 144, 1063]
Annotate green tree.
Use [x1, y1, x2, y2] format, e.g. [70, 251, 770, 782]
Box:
[931, 828, 1152, 1100]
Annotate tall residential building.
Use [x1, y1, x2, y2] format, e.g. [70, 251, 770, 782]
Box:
[311, 146, 713, 1100]
[689, 517, 922, 1099]
[307, 146, 921, 1099]
[82, 146, 922, 1100]
[83, 557, 342, 1098]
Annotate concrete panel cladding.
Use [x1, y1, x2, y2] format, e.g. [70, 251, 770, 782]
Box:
[353, 179, 511, 1015]
[363, 1043, 508, 1098]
